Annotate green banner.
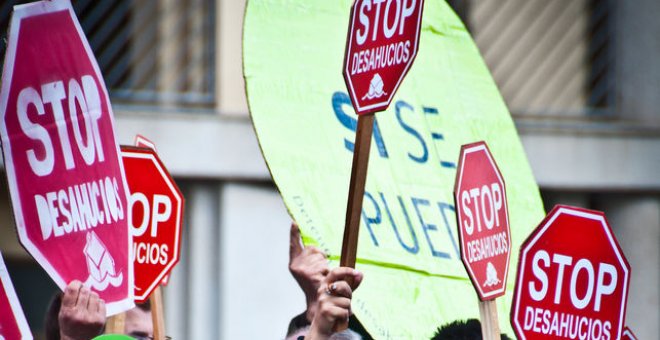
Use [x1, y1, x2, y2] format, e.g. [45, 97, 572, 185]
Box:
[243, 1, 545, 338]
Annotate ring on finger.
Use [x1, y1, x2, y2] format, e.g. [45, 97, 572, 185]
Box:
[325, 282, 337, 295]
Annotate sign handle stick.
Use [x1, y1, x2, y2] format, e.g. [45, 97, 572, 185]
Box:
[340, 113, 374, 269]
[478, 299, 500, 340]
[150, 286, 166, 340]
[337, 113, 374, 331]
[105, 313, 125, 334]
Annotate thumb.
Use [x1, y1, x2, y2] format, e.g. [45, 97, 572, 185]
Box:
[289, 222, 304, 260]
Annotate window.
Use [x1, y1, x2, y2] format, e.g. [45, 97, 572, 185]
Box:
[1, 0, 216, 110]
[448, 0, 616, 117]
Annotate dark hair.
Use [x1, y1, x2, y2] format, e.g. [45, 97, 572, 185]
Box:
[44, 292, 63, 340]
[136, 300, 151, 312]
[431, 319, 512, 340]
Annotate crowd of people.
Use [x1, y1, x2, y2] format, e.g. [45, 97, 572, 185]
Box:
[40, 222, 507, 339]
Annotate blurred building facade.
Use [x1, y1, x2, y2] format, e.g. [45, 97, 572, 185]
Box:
[0, 0, 658, 339]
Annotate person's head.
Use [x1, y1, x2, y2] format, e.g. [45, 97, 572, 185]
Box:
[431, 319, 512, 340]
[286, 325, 363, 340]
[124, 301, 153, 339]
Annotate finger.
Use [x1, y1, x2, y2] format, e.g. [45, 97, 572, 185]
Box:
[351, 270, 364, 290]
[328, 281, 352, 299]
[325, 295, 351, 310]
[333, 310, 350, 333]
[326, 267, 363, 290]
[77, 285, 91, 310]
[319, 294, 351, 311]
[88, 291, 100, 312]
[98, 298, 106, 316]
[289, 222, 303, 260]
[61, 280, 82, 308]
[322, 305, 351, 329]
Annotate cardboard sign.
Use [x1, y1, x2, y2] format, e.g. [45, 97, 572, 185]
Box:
[454, 141, 511, 300]
[343, 0, 424, 114]
[121, 146, 183, 303]
[511, 205, 630, 340]
[244, 0, 545, 337]
[0, 253, 32, 340]
[0, 0, 133, 315]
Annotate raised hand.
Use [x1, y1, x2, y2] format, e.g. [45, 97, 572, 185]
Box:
[58, 280, 106, 340]
[289, 222, 330, 321]
[306, 267, 363, 340]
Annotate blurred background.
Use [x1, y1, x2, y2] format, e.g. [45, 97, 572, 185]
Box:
[0, 0, 658, 338]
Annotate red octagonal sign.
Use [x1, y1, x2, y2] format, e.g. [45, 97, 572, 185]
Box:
[0, 1, 132, 314]
[343, 0, 424, 114]
[454, 141, 511, 300]
[511, 205, 630, 340]
[121, 146, 184, 303]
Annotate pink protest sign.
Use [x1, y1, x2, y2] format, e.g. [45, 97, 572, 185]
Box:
[0, 1, 133, 315]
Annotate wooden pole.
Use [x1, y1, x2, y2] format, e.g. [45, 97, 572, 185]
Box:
[336, 114, 374, 332]
[339, 113, 374, 269]
[150, 286, 166, 340]
[104, 313, 125, 334]
[478, 299, 500, 340]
